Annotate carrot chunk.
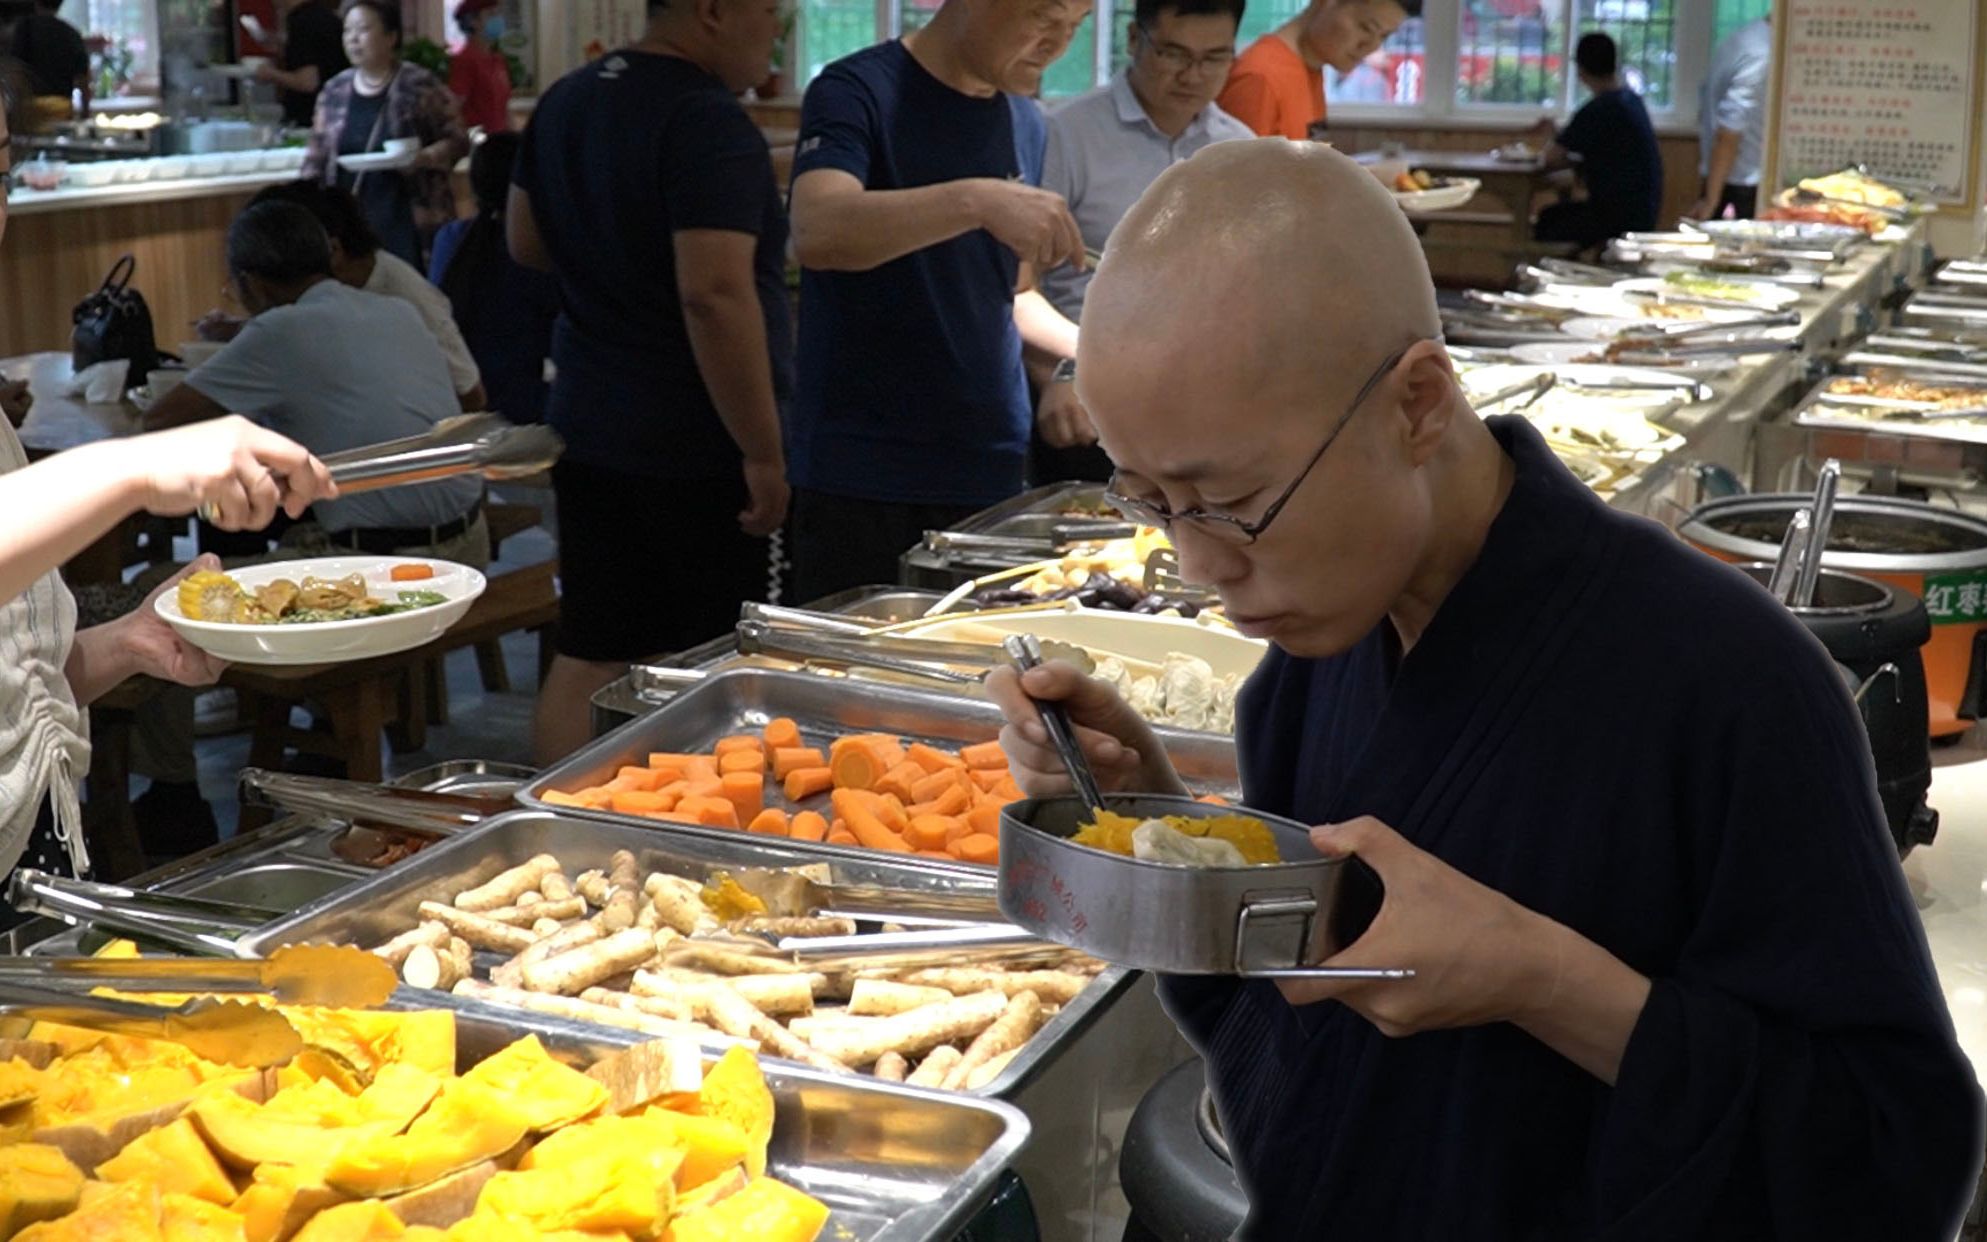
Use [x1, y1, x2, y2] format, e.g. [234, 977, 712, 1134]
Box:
[747, 807, 791, 836]
[762, 717, 802, 749]
[953, 833, 1000, 864]
[783, 766, 834, 801]
[959, 741, 1009, 771]
[790, 810, 829, 842]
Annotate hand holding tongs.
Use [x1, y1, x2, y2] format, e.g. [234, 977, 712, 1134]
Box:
[199, 415, 563, 523]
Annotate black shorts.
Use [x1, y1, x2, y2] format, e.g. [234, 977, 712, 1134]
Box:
[551, 460, 770, 663]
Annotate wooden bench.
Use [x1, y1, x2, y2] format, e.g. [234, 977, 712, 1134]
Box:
[226, 559, 559, 825]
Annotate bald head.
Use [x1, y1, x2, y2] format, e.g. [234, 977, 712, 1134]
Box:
[1084, 139, 1439, 396]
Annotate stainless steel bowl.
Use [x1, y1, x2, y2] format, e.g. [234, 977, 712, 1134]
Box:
[997, 795, 1401, 979]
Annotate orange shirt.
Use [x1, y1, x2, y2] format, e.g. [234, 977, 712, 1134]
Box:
[1217, 34, 1324, 140]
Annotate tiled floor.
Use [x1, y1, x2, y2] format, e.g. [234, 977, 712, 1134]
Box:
[179, 525, 557, 836]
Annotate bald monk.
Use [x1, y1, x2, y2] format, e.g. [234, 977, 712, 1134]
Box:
[987, 141, 1983, 1239]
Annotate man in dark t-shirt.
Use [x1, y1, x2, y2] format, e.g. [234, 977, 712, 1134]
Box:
[509, 0, 792, 764]
[786, 0, 1096, 601]
[255, 0, 349, 129]
[1533, 33, 1661, 247]
[10, 0, 86, 108]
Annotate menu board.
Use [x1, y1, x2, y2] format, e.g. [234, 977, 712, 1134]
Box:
[1769, 1, 1984, 206]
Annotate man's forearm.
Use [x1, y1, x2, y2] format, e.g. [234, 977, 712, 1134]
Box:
[1702, 127, 1743, 206]
[1512, 917, 1652, 1086]
[683, 291, 783, 464]
[0, 442, 146, 604]
[63, 622, 137, 708]
[1014, 290, 1078, 361]
[792, 180, 987, 271]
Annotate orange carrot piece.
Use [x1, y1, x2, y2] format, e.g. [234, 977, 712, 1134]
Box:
[540, 789, 584, 808]
[577, 789, 613, 810]
[831, 787, 909, 853]
[829, 738, 897, 791]
[615, 766, 672, 792]
[953, 833, 1000, 864]
[684, 777, 725, 800]
[675, 796, 739, 830]
[762, 717, 802, 749]
[683, 756, 720, 781]
[959, 741, 1008, 771]
[917, 782, 971, 818]
[1196, 793, 1231, 805]
[906, 742, 965, 773]
[719, 750, 766, 775]
[611, 789, 675, 817]
[875, 793, 909, 833]
[915, 849, 955, 861]
[909, 769, 966, 806]
[968, 768, 1009, 792]
[874, 761, 924, 804]
[783, 766, 835, 801]
[946, 818, 975, 844]
[648, 752, 704, 770]
[965, 803, 1003, 837]
[990, 777, 1023, 802]
[771, 747, 826, 780]
[906, 815, 956, 851]
[714, 735, 764, 758]
[827, 829, 859, 847]
[390, 563, 435, 581]
[790, 811, 829, 842]
[747, 807, 791, 837]
[720, 771, 764, 822]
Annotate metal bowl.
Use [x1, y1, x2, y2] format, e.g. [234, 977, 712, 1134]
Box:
[997, 795, 1394, 979]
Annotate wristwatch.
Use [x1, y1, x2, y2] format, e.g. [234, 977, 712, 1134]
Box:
[1051, 357, 1077, 384]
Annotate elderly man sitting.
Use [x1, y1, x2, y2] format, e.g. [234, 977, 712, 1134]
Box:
[147, 198, 488, 566]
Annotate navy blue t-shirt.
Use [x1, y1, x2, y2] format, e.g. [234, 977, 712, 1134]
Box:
[1556, 87, 1663, 235]
[514, 50, 793, 480]
[789, 40, 1047, 507]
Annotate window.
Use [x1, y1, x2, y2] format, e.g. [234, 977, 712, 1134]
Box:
[1454, 0, 1678, 112]
[1712, 0, 1770, 48]
[1575, 0, 1674, 109]
[56, 0, 158, 96]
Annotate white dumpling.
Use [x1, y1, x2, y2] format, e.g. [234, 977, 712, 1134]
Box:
[1131, 820, 1246, 868]
[1159, 653, 1216, 730]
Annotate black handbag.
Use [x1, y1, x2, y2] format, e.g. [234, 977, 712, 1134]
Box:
[71, 254, 162, 385]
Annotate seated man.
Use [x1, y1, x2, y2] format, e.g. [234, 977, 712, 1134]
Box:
[1533, 32, 1661, 247]
[1033, 0, 1251, 481]
[147, 199, 489, 567]
[200, 181, 489, 414]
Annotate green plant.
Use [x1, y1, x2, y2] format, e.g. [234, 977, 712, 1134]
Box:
[402, 36, 450, 79]
[770, 8, 796, 74]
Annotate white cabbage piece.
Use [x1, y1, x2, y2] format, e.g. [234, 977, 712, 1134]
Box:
[1130, 819, 1246, 868]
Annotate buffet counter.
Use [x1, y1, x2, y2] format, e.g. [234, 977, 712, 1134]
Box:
[4, 168, 302, 217]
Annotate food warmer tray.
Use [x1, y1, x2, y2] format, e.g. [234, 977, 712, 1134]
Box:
[425, 986, 1032, 1242]
[590, 587, 951, 732]
[1788, 371, 1987, 480]
[900, 482, 1122, 589]
[237, 808, 1138, 1103]
[531, 667, 1242, 874]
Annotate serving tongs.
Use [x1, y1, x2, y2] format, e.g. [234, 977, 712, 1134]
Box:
[1460, 289, 1576, 320]
[1608, 336, 1802, 364]
[320, 415, 565, 494]
[1786, 187, 1916, 221]
[1791, 460, 1841, 608]
[0, 944, 396, 1008]
[734, 619, 1095, 687]
[923, 524, 1139, 558]
[0, 981, 303, 1067]
[7, 869, 270, 956]
[237, 767, 508, 837]
[774, 923, 1068, 971]
[1472, 373, 1556, 412]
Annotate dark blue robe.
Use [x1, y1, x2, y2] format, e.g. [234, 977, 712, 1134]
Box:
[1159, 416, 1984, 1240]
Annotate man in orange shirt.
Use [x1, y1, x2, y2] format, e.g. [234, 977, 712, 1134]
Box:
[1218, 0, 1414, 139]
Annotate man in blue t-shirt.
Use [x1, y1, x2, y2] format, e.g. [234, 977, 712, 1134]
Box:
[1532, 32, 1662, 247]
[509, 0, 792, 763]
[787, 0, 1096, 601]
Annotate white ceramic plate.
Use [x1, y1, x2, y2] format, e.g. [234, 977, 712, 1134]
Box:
[335, 150, 418, 173]
[1559, 316, 1648, 341]
[1509, 340, 1739, 375]
[1394, 177, 1481, 213]
[1614, 275, 1802, 311]
[157, 556, 485, 666]
[1531, 285, 1763, 323]
[1461, 362, 1705, 411]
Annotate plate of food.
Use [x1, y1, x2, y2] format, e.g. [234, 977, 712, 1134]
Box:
[1509, 340, 1739, 375]
[157, 556, 484, 665]
[1363, 159, 1480, 213]
[1615, 273, 1802, 311]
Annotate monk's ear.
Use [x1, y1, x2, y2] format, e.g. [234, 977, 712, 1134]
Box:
[1395, 341, 1455, 467]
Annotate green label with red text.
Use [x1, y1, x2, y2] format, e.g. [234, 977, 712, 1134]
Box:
[1920, 570, 1987, 623]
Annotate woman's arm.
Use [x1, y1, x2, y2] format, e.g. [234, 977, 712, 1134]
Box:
[300, 82, 339, 180]
[413, 74, 471, 172]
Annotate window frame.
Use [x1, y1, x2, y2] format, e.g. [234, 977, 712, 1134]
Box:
[796, 0, 1719, 130]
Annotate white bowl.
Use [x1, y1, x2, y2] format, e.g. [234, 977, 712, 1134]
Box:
[151, 156, 191, 180]
[68, 163, 116, 187]
[156, 556, 486, 666]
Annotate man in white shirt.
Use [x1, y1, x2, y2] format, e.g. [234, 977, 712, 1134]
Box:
[1689, 17, 1770, 222]
[195, 180, 490, 413]
[1032, 0, 1251, 478]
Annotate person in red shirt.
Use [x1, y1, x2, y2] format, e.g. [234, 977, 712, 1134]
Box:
[449, 0, 511, 133]
[1218, 0, 1413, 139]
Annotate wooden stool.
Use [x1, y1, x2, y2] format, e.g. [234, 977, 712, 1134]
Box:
[226, 559, 560, 829]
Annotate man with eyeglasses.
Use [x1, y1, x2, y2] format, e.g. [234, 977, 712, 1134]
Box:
[986, 140, 1982, 1238]
[1032, 0, 1250, 481]
[1219, 0, 1413, 140]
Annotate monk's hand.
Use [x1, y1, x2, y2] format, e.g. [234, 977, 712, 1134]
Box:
[1274, 817, 1563, 1035]
[985, 662, 1185, 799]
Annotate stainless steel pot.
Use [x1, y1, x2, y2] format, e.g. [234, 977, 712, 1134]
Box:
[997, 795, 1397, 978]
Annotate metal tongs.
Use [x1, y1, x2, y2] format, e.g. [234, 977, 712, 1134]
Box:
[237, 767, 510, 837]
[1609, 336, 1802, 364]
[320, 414, 564, 493]
[0, 982, 303, 1067]
[7, 869, 270, 955]
[1473, 372, 1556, 412]
[1787, 186, 1914, 220]
[0, 944, 396, 1008]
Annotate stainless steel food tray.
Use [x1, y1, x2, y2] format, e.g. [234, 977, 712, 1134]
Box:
[238, 809, 1139, 1101]
[1787, 371, 1987, 480]
[434, 988, 1032, 1241]
[533, 668, 1241, 874]
[901, 483, 1122, 587]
